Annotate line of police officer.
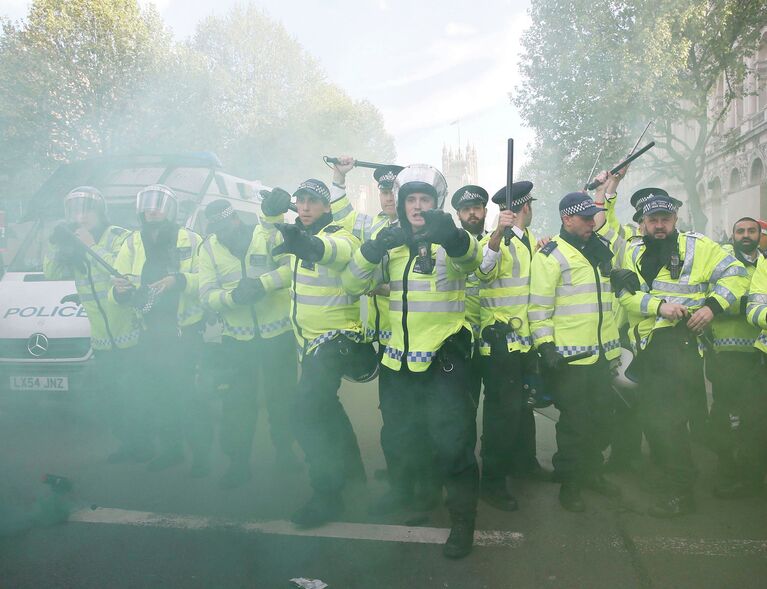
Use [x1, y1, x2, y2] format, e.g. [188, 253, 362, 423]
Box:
[45, 158, 767, 561]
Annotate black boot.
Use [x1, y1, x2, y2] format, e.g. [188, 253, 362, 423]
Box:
[480, 481, 519, 512]
[582, 475, 622, 498]
[559, 482, 586, 512]
[443, 519, 475, 559]
[647, 493, 696, 518]
[291, 493, 343, 528]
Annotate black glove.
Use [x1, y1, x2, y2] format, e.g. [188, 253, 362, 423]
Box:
[421, 210, 469, 256]
[610, 269, 640, 295]
[50, 224, 78, 246]
[271, 223, 325, 262]
[538, 342, 565, 372]
[259, 188, 292, 216]
[360, 226, 406, 263]
[231, 277, 265, 305]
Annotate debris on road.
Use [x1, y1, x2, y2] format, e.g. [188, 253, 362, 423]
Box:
[290, 578, 328, 589]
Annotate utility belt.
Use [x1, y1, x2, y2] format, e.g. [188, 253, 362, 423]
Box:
[312, 333, 378, 383]
[435, 327, 473, 373]
[481, 318, 524, 361]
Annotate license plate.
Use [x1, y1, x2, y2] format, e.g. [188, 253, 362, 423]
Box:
[9, 376, 69, 391]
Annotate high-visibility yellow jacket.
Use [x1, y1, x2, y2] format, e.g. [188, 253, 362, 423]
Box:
[44, 225, 141, 350]
[528, 235, 621, 365]
[596, 194, 640, 270]
[343, 235, 482, 372]
[463, 232, 488, 340]
[475, 228, 534, 355]
[711, 244, 763, 353]
[285, 221, 363, 356]
[198, 220, 292, 341]
[618, 232, 748, 352]
[747, 254, 767, 354]
[112, 226, 204, 329]
[331, 185, 393, 345]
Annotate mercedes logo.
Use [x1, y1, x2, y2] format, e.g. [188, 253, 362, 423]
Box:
[27, 333, 49, 358]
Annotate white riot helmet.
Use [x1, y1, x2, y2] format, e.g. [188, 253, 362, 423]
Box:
[394, 164, 448, 211]
[64, 186, 107, 223]
[612, 347, 639, 391]
[136, 184, 178, 223]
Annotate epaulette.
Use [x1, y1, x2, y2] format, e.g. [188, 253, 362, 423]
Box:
[110, 226, 129, 236]
[323, 225, 342, 234]
[682, 231, 706, 239]
[539, 241, 558, 256]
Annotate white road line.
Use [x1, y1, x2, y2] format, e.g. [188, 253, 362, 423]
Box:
[69, 507, 524, 547]
[69, 508, 767, 557]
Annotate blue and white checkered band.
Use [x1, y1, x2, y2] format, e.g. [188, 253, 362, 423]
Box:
[560, 199, 596, 216]
[643, 199, 677, 216]
[378, 172, 397, 185]
[459, 191, 484, 204]
[298, 181, 331, 200]
[207, 205, 234, 224]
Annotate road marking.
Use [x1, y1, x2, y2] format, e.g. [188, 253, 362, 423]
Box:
[69, 508, 767, 557]
[69, 507, 524, 547]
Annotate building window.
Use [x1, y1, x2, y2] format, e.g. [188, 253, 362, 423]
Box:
[752, 158, 764, 184]
[758, 33, 767, 111]
[730, 168, 742, 191]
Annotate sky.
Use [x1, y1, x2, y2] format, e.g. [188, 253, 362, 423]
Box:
[3, 0, 534, 192]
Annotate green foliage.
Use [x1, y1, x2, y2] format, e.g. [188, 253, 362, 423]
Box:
[0, 0, 394, 197]
[516, 0, 766, 232]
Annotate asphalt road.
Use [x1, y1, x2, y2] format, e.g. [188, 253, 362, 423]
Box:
[1, 380, 765, 588]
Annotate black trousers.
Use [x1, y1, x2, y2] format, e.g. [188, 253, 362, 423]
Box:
[294, 340, 364, 498]
[550, 359, 614, 483]
[96, 346, 151, 451]
[379, 354, 479, 522]
[136, 326, 213, 458]
[637, 328, 703, 494]
[219, 332, 298, 462]
[480, 352, 525, 484]
[708, 350, 767, 483]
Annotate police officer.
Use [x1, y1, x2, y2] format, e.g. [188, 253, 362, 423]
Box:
[473, 182, 535, 512]
[486, 183, 551, 482]
[271, 178, 371, 527]
[743, 255, 767, 493]
[45, 187, 146, 462]
[708, 217, 765, 498]
[615, 193, 748, 517]
[197, 197, 299, 489]
[452, 185, 488, 408]
[529, 192, 622, 512]
[329, 158, 409, 510]
[111, 185, 212, 475]
[344, 164, 482, 559]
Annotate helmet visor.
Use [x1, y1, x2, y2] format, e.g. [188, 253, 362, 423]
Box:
[64, 191, 104, 223]
[137, 188, 177, 221]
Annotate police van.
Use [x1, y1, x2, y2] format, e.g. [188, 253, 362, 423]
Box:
[0, 153, 268, 394]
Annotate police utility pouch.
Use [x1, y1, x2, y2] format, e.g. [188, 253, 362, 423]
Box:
[437, 327, 472, 372]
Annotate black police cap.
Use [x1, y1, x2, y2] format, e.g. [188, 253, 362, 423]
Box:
[491, 181, 535, 208]
[373, 165, 405, 190]
[451, 185, 489, 210]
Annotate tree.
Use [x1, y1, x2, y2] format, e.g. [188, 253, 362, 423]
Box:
[0, 1, 395, 199]
[515, 0, 766, 232]
[0, 0, 169, 193]
[188, 3, 394, 186]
